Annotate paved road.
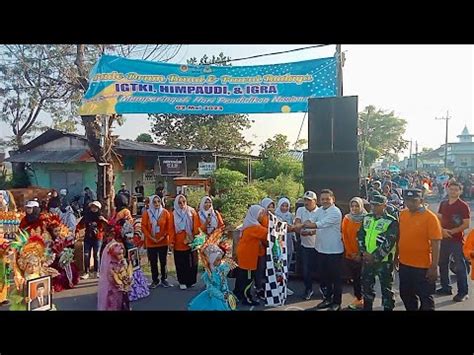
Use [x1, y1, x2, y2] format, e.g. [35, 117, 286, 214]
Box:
[4, 197, 474, 311]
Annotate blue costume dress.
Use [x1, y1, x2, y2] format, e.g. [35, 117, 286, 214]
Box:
[188, 263, 233, 311]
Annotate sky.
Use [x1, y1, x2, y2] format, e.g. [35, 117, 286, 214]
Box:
[1, 45, 473, 158]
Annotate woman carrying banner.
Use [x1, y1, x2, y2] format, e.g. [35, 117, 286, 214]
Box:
[169, 194, 201, 290]
[275, 197, 296, 296]
[234, 205, 268, 306]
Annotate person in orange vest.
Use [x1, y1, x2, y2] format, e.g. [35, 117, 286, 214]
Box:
[233, 205, 267, 306]
[141, 195, 172, 289]
[463, 229, 474, 281]
[341, 197, 367, 310]
[169, 194, 201, 290]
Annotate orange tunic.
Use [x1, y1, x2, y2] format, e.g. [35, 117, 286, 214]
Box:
[199, 211, 225, 234]
[463, 229, 474, 280]
[142, 208, 172, 248]
[341, 215, 362, 260]
[237, 225, 268, 271]
[169, 210, 201, 251]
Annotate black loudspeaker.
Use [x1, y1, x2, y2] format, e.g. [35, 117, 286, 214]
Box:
[305, 96, 360, 214]
[304, 150, 359, 214]
[308, 96, 358, 153]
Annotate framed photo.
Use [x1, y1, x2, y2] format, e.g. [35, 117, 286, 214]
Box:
[27, 276, 52, 311]
[127, 247, 140, 271]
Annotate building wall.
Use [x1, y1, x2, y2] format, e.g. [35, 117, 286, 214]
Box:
[29, 162, 97, 196]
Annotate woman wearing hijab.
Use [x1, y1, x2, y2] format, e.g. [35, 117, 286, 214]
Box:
[76, 201, 108, 280]
[169, 194, 201, 290]
[47, 189, 61, 211]
[111, 194, 134, 225]
[198, 196, 224, 236]
[275, 197, 296, 296]
[141, 195, 172, 289]
[341, 197, 368, 310]
[254, 197, 274, 300]
[234, 205, 268, 306]
[19, 200, 45, 234]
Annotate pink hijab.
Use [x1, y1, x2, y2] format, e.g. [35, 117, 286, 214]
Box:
[97, 241, 123, 311]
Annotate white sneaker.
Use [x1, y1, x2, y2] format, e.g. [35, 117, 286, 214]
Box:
[287, 288, 294, 296]
[179, 284, 187, 290]
[80, 273, 90, 280]
[96, 272, 100, 279]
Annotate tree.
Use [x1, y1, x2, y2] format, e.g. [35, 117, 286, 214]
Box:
[259, 134, 290, 158]
[0, 45, 77, 148]
[294, 138, 308, 150]
[0, 44, 182, 213]
[136, 133, 154, 143]
[359, 105, 408, 170]
[149, 53, 253, 153]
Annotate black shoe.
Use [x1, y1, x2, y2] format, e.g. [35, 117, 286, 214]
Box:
[303, 289, 314, 301]
[436, 287, 453, 296]
[328, 303, 341, 311]
[242, 299, 260, 306]
[315, 299, 333, 310]
[149, 281, 160, 289]
[453, 293, 469, 302]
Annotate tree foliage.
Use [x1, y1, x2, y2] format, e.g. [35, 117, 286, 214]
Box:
[136, 133, 154, 143]
[149, 53, 253, 153]
[359, 105, 408, 168]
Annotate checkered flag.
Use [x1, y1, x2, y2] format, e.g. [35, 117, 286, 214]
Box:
[264, 212, 288, 307]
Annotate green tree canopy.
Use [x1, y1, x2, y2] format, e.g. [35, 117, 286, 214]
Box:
[136, 133, 154, 143]
[359, 105, 408, 169]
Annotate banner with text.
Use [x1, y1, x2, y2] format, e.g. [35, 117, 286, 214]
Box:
[79, 55, 338, 115]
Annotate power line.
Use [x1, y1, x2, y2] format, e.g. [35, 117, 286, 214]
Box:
[211, 44, 332, 65]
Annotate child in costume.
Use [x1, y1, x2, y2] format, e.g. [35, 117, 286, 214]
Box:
[104, 219, 150, 302]
[188, 228, 237, 311]
[45, 214, 79, 292]
[463, 229, 474, 282]
[97, 240, 133, 310]
[0, 236, 13, 306]
[9, 230, 59, 310]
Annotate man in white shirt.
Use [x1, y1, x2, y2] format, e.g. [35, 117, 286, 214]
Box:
[293, 191, 319, 300]
[304, 189, 344, 311]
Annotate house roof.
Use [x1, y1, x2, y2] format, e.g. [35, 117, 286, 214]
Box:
[9, 129, 261, 162]
[6, 149, 94, 163]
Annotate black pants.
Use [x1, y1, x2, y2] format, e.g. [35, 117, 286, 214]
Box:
[301, 247, 318, 292]
[318, 252, 343, 305]
[84, 238, 102, 273]
[255, 255, 266, 291]
[345, 258, 362, 300]
[399, 263, 435, 311]
[234, 268, 256, 302]
[147, 246, 168, 283]
[174, 250, 198, 287]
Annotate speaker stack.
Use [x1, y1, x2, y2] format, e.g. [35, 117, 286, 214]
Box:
[304, 96, 360, 214]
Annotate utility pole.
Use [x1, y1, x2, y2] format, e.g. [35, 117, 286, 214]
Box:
[415, 140, 418, 171]
[435, 111, 451, 169]
[336, 44, 344, 96]
[409, 139, 413, 170]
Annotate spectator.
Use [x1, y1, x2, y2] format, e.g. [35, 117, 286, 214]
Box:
[293, 191, 319, 300]
[436, 181, 470, 302]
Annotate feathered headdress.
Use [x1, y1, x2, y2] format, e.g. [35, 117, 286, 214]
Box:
[197, 228, 237, 275]
[44, 213, 70, 239]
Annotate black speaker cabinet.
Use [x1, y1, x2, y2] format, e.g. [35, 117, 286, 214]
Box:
[308, 96, 358, 153]
[304, 151, 360, 215]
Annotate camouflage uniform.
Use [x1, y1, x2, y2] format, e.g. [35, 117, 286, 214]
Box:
[357, 205, 399, 311]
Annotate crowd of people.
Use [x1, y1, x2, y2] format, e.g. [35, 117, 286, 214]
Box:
[1, 168, 474, 311]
